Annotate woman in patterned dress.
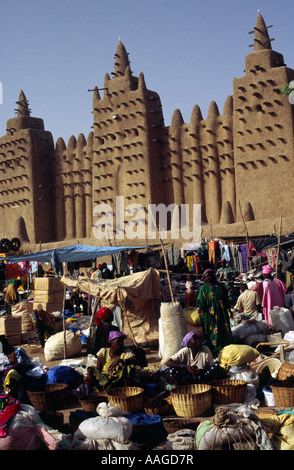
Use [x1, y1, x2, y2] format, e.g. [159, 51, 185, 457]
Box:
[196, 269, 232, 357]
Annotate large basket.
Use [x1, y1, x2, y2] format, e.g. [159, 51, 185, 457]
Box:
[27, 384, 68, 412]
[210, 379, 247, 404]
[170, 384, 212, 418]
[277, 361, 294, 381]
[271, 385, 294, 407]
[79, 393, 108, 412]
[107, 387, 144, 413]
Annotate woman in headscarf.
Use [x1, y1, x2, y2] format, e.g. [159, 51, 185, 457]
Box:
[84, 330, 139, 393]
[87, 307, 119, 354]
[261, 265, 287, 324]
[165, 332, 218, 385]
[196, 268, 232, 357]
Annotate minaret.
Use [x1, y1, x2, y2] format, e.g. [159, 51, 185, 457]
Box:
[114, 40, 131, 76]
[16, 89, 31, 117]
[233, 12, 294, 224]
[253, 12, 272, 51]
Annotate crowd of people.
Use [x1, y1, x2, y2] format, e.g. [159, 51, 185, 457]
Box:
[0, 250, 292, 416]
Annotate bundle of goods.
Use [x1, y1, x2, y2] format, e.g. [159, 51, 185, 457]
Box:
[72, 413, 138, 450]
[44, 330, 83, 361]
[231, 319, 270, 346]
[218, 344, 261, 370]
[33, 277, 64, 313]
[269, 307, 294, 337]
[258, 412, 294, 450]
[195, 405, 274, 450]
[157, 429, 196, 450]
[0, 404, 71, 450]
[11, 300, 33, 340]
[0, 316, 21, 346]
[159, 302, 187, 364]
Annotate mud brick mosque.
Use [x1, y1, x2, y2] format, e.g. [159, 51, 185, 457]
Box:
[1, 12, 294, 250]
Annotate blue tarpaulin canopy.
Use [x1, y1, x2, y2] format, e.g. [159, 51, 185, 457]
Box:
[4, 244, 147, 264]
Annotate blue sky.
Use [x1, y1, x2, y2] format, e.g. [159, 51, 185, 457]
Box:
[0, 0, 293, 144]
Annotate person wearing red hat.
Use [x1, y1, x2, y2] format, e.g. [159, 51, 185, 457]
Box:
[261, 265, 287, 324]
[87, 307, 119, 355]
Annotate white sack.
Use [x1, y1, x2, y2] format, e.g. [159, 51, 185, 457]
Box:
[74, 416, 133, 443]
[269, 307, 294, 336]
[44, 330, 83, 361]
[159, 302, 187, 364]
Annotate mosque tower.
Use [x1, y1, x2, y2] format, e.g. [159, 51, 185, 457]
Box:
[0, 90, 55, 244]
[233, 12, 294, 224]
[91, 39, 168, 240]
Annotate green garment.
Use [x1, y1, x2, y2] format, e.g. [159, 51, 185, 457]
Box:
[196, 282, 232, 356]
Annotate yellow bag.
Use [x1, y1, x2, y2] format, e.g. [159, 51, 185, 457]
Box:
[183, 307, 201, 326]
[218, 344, 260, 369]
[260, 414, 294, 450]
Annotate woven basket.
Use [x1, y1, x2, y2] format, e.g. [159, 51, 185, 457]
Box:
[210, 379, 247, 404]
[79, 393, 108, 412]
[271, 385, 294, 407]
[170, 384, 212, 418]
[107, 387, 144, 413]
[277, 361, 294, 381]
[27, 384, 68, 412]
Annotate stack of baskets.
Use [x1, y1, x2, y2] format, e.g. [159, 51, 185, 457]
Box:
[209, 379, 247, 405]
[27, 384, 68, 412]
[79, 393, 108, 412]
[107, 387, 144, 413]
[270, 361, 294, 407]
[170, 384, 212, 418]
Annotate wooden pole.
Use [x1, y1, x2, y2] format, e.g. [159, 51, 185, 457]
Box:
[238, 200, 250, 271]
[276, 215, 282, 278]
[62, 284, 67, 359]
[148, 200, 175, 303]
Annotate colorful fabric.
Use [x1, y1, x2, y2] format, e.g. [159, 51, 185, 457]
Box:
[196, 283, 232, 356]
[0, 395, 20, 437]
[90, 347, 136, 391]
